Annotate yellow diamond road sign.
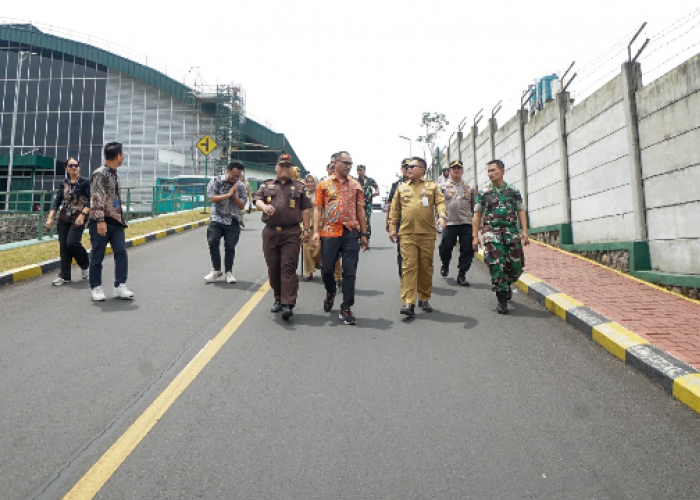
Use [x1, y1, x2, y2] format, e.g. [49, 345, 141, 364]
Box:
[196, 135, 217, 156]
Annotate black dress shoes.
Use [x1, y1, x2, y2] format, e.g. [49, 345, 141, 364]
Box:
[281, 305, 294, 320]
[440, 265, 448, 277]
[457, 274, 470, 286]
[400, 304, 415, 316]
[418, 300, 433, 312]
[271, 300, 282, 313]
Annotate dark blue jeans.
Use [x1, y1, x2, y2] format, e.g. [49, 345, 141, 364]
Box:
[207, 220, 241, 273]
[89, 220, 128, 288]
[321, 227, 360, 309]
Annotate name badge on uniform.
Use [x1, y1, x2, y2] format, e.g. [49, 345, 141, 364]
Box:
[422, 196, 429, 207]
[289, 198, 296, 208]
[267, 196, 271, 203]
[114, 197, 119, 208]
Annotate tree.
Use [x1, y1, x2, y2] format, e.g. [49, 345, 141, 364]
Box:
[416, 112, 449, 168]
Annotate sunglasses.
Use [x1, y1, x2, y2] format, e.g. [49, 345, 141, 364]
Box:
[337, 160, 353, 166]
[67, 164, 79, 168]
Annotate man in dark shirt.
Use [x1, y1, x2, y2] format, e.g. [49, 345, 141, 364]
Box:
[88, 142, 131, 301]
[254, 154, 313, 320]
[385, 158, 410, 277]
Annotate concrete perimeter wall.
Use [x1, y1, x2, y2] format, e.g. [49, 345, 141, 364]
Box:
[440, 52, 700, 275]
[494, 113, 525, 201]
[637, 53, 700, 274]
[566, 74, 636, 243]
[523, 98, 564, 227]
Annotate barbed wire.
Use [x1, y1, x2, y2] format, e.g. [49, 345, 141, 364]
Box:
[640, 15, 700, 61]
[644, 39, 700, 78]
[643, 6, 700, 44]
[576, 27, 639, 75]
[570, 6, 700, 102]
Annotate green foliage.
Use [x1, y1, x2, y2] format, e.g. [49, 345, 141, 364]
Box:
[416, 112, 449, 161]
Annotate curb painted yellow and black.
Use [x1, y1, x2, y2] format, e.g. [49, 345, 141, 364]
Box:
[0, 219, 210, 287]
[476, 251, 700, 416]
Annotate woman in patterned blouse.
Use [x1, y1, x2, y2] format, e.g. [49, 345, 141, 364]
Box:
[45, 158, 91, 285]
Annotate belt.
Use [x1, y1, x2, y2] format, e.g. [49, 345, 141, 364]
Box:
[266, 224, 300, 232]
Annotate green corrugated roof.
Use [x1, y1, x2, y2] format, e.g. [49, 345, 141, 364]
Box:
[0, 24, 194, 104]
[0, 24, 306, 172]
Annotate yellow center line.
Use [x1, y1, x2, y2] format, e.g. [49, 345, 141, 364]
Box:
[63, 282, 271, 500]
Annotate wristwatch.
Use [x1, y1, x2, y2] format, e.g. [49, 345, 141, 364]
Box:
[360, 232, 368, 238]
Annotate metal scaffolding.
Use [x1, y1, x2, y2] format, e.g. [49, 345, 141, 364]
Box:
[214, 84, 246, 175]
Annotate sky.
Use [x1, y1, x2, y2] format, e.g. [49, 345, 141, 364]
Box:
[3, 0, 699, 193]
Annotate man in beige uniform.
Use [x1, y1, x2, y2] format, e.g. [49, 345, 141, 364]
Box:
[389, 157, 447, 316]
[439, 160, 476, 286]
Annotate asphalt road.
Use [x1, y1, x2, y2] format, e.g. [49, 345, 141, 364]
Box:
[0, 215, 698, 500]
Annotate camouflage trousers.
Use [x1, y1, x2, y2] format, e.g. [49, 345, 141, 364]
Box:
[483, 228, 524, 293]
[364, 204, 372, 240]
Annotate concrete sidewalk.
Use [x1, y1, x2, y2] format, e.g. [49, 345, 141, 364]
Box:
[508, 240, 700, 415]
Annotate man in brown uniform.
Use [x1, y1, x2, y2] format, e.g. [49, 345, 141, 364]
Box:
[254, 153, 313, 320]
[389, 157, 447, 316]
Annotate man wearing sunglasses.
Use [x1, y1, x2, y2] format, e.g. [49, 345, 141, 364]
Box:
[389, 157, 447, 316]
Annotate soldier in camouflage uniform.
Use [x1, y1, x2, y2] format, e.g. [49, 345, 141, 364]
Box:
[472, 159, 529, 314]
[356, 165, 379, 245]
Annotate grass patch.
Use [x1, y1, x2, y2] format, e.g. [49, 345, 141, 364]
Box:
[0, 210, 210, 273]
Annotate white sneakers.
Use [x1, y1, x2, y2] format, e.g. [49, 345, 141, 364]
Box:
[204, 269, 223, 282]
[92, 286, 106, 301]
[91, 284, 134, 300]
[53, 269, 87, 286]
[203, 269, 236, 283]
[114, 284, 134, 299]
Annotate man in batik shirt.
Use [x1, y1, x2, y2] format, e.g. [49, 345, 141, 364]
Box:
[313, 151, 368, 325]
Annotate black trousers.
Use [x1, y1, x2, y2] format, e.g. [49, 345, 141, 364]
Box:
[57, 219, 89, 280]
[439, 223, 474, 274]
[396, 235, 403, 278]
[321, 227, 360, 309]
[207, 220, 241, 273]
[89, 220, 127, 288]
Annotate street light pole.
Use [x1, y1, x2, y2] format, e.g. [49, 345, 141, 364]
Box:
[398, 135, 412, 157]
[5, 51, 31, 211]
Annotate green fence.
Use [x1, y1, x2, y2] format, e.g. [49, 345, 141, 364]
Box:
[0, 181, 209, 243]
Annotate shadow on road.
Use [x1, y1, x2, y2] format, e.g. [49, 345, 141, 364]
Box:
[505, 301, 551, 318]
[91, 299, 141, 312]
[354, 288, 384, 297]
[205, 280, 257, 289]
[431, 286, 458, 297]
[275, 314, 394, 331]
[398, 309, 479, 330]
